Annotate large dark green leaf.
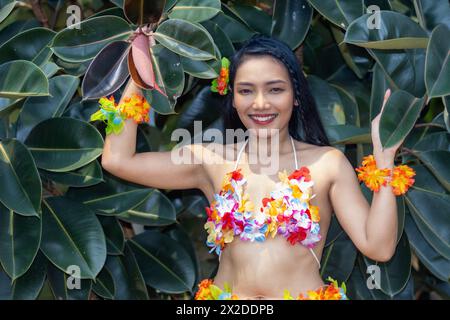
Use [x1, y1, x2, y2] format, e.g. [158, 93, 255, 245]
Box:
[117, 189, 176, 226]
[0, 27, 55, 66]
[154, 18, 216, 61]
[98, 215, 124, 255]
[369, 48, 426, 97]
[82, 40, 130, 100]
[425, 24, 450, 98]
[142, 88, 176, 115]
[320, 232, 357, 283]
[308, 75, 346, 126]
[40, 197, 107, 279]
[16, 75, 80, 142]
[11, 251, 46, 300]
[0, 60, 49, 99]
[271, 0, 312, 49]
[325, 125, 370, 144]
[201, 19, 235, 59]
[40, 160, 104, 188]
[362, 232, 411, 297]
[150, 44, 185, 102]
[209, 12, 254, 43]
[25, 117, 104, 172]
[105, 243, 149, 299]
[405, 187, 450, 260]
[180, 55, 220, 79]
[0, 139, 41, 216]
[413, 150, 450, 191]
[168, 0, 221, 23]
[0, 203, 41, 280]
[412, 132, 450, 152]
[0, 0, 16, 24]
[51, 16, 132, 62]
[129, 230, 196, 294]
[379, 90, 426, 148]
[404, 212, 450, 281]
[0, 265, 12, 299]
[413, 0, 450, 32]
[124, 0, 165, 25]
[92, 267, 115, 300]
[46, 260, 92, 300]
[308, 0, 364, 29]
[41, 61, 61, 78]
[226, 2, 271, 35]
[345, 11, 428, 49]
[370, 63, 395, 120]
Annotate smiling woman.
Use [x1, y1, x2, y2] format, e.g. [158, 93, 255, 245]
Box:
[99, 33, 411, 301]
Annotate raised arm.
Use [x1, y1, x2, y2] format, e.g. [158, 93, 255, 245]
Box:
[101, 78, 213, 193]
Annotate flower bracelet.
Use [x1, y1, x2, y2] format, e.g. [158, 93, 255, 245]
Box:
[355, 155, 416, 195]
[90, 93, 150, 135]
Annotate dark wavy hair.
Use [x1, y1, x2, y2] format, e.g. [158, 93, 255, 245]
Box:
[222, 34, 330, 146]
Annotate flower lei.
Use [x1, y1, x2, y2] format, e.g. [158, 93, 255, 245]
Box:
[210, 57, 230, 95]
[194, 279, 238, 300]
[355, 155, 415, 195]
[90, 94, 150, 135]
[284, 277, 348, 300]
[204, 166, 321, 256]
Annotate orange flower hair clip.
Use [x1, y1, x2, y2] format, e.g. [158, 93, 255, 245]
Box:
[355, 155, 415, 195]
[211, 57, 230, 95]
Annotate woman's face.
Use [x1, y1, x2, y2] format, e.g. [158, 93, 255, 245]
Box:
[232, 55, 298, 138]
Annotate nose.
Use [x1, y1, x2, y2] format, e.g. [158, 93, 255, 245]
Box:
[252, 91, 270, 110]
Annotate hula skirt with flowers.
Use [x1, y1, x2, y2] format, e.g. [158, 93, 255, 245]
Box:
[194, 277, 348, 300]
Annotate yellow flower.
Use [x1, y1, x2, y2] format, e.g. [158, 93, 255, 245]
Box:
[309, 205, 320, 223]
[390, 165, 415, 195]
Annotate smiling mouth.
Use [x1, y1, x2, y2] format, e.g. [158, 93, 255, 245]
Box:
[249, 113, 278, 124]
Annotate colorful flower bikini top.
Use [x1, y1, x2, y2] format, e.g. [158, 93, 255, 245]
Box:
[204, 136, 322, 268]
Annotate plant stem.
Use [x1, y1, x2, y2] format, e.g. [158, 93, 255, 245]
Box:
[30, 0, 49, 28]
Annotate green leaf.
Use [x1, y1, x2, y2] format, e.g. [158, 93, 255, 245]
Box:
[413, 150, 450, 191]
[11, 251, 46, 300]
[0, 1, 16, 24]
[124, 0, 165, 25]
[142, 88, 176, 115]
[379, 90, 426, 149]
[180, 55, 220, 79]
[345, 11, 428, 49]
[0, 27, 55, 66]
[425, 24, 450, 98]
[0, 203, 41, 280]
[413, 0, 450, 32]
[0, 60, 49, 99]
[209, 12, 254, 43]
[129, 230, 196, 294]
[40, 197, 107, 279]
[98, 215, 124, 255]
[362, 232, 411, 297]
[326, 125, 370, 144]
[41, 61, 61, 78]
[105, 243, 149, 299]
[65, 173, 152, 216]
[405, 187, 450, 260]
[150, 44, 185, 102]
[412, 132, 450, 152]
[271, 0, 312, 49]
[227, 2, 271, 35]
[40, 160, 104, 188]
[46, 260, 92, 299]
[154, 18, 216, 61]
[370, 63, 394, 120]
[370, 49, 426, 97]
[92, 267, 115, 300]
[118, 189, 176, 226]
[308, 0, 364, 29]
[16, 75, 80, 142]
[200, 19, 235, 58]
[404, 212, 450, 281]
[25, 117, 104, 172]
[320, 232, 357, 283]
[82, 40, 130, 100]
[51, 16, 132, 63]
[168, 0, 221, 23]
[0, 138, 41, 216]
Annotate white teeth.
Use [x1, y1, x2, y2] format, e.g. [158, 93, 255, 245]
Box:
[250, 115, 277, 122]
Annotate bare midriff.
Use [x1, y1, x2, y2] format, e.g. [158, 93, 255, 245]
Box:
[212, 236, 326, 299]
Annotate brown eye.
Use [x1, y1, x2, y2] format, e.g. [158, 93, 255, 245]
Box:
[271, 88, 284, 93]
[239, 89, 251, 94]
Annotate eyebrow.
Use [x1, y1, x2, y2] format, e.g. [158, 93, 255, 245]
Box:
[236, 80, 287, 86]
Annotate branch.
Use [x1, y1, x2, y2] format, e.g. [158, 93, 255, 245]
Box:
[30, 0, 49, 28]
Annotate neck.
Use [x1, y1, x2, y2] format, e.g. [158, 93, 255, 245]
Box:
[246, 128, 292, 155]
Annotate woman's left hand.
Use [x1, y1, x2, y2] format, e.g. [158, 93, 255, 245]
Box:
[371, 89, 400, 168]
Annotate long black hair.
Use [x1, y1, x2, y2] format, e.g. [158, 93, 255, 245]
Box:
[222, 34, 330, 146]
